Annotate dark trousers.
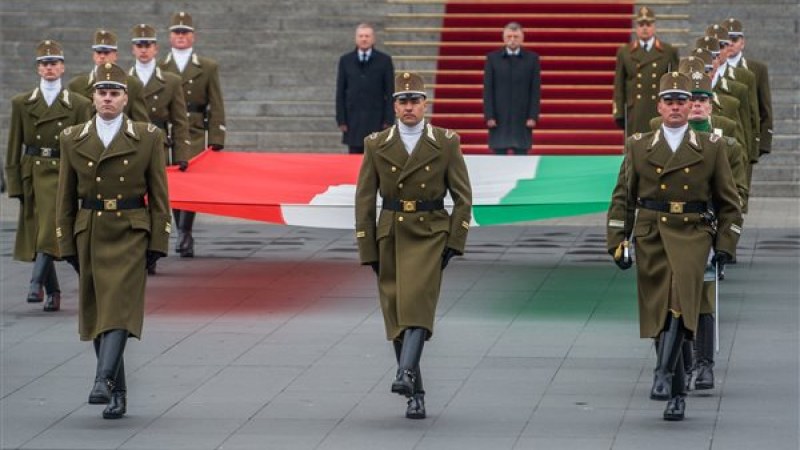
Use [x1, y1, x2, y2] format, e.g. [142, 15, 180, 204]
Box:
[348, 146, 364, 154]
[492, 147, 530, 155]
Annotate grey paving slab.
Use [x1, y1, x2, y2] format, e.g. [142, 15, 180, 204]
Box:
[1, 196, 798, 450]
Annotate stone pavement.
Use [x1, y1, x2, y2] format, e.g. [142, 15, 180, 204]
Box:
[1, 196, 798, 450]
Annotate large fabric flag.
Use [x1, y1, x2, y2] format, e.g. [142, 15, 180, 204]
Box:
[166, 151, 622, 229]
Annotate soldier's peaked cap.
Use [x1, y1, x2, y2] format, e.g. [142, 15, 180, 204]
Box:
[92, 29, 118, 51]
[131, 24, 157, 42]
[36, 40, 64, 62]
[170, 11, 194, 32]
[722, 18, 744, 36]
[94, 63, 127, 90]
[658, 72, 691, 99]
[393, 72, 427, 100]
[634, 6, 656, 23]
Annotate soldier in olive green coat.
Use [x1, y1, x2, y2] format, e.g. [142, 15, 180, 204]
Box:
[5, 40, 92, 312]
[356, 72, 472, 420]
[56, 64, 170, 420]
[67, 29, 150, 123]
[159, 11, 227, 258]
[607, 72, 742, 421]
[613, 7, 679, 135]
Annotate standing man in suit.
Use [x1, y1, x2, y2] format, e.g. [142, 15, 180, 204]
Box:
[160, 11, 226, 258]
[68, 29, 149, 123]
[6, 40, 92, 312]
[130, 23, 191, 274]
[483, 22, 541, 155]
[336, 23, 395, 154]
[613, 7, 679, 136]
[57, 63, 170, 419]
[355, 72, 472, 419]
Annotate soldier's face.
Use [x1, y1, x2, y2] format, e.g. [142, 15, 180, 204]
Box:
[94, 88, 128, 121]
[132, 42, 158, 63]
[635, 21, 655, 40]
[170, 30, 194, 50]
[93, 49, 118, 66]
[729, 35, 745, 56]
[37, 60, 64, 81]
[657, 97, 690, 127]
[503, 29, 523, 50]
[394, 97, 426, 127]
[689, 96, 712, 120]
[354, 27, 375, 51]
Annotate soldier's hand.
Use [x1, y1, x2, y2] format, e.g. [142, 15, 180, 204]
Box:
[339, 124, 348, 133]
[526, 119, 536, 128]
[177, 160, 189, 172]
[711, 250, 732, 267]
[614, 117, 625, 130]
[612, 242, 633, 270]
[64, 255, 80, 274]
[146, 250, 165, 271]
[209, 144, 223, 151]
[368, 262, 379, 276]
[441, 247, 459, 270]
[486, 119, 497, 129]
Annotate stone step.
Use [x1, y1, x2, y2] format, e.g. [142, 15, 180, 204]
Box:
[749, 181, 800, 198]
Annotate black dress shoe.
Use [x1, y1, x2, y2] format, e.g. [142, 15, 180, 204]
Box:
[88, 379, 113, 404]
[102, 391, 127, 419]
[43, 292, 61, 312]
[406, 392, 426, 419]
[27, 284, 44, 303]
[663, 396, 686, 421]
[694, 363, 714, 390]
[391, 369, 415, 398]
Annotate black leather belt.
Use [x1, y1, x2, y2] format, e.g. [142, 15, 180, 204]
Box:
[81, 197, 145, 211]
[152, 120, 167, 130]
[382, 198, 445, 213]
[24, 145, 60, 158]
[638, 199, 707, 214]
[186, 104, 206, 113]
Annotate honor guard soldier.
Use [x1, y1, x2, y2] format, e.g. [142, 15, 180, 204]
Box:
[68, 29, 150, 123]
[130, 23, 191, 273]
[355, 72, 472, 419]
[613, 7, 679, 136]
[57, 63, 170, 420]
[5, 40, 92, 312]
[160, 11, 226, 258]
[607, 72, 742, 421]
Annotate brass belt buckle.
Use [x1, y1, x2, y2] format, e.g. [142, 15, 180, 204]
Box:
[669, 201, 685, 214]
[103, 199, 118, 211]
[41, 148, 53, 157]
[402, 200, 416, 213]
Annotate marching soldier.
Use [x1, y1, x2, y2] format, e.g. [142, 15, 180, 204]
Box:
[130, 23, 191, 274]
[355, 72, 472, 419]
[607, 72, 742, 421]
[613, 6, 679, 136]
[5, 40, 92, 312]
[56, 63, 170, 420]
[68, 29, 149, 123]
[160, 11, 226, 258]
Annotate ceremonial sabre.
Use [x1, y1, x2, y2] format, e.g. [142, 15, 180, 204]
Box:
[715, 260, 720, 354]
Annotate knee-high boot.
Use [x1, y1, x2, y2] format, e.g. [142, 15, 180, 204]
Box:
[103, 357, 127, 419]
[392, 328, 425, 398]
[681, 340, 693, 391]
[88, 330, 127, 404]
[406, 364, 426, 419]
[173, 209, 184, 253]
[650, 315, 685, 401]
[42, 258, 61, 312]
[26, 253, 51, 303]
[694, 313, 715, 390]
[664, 351, 687, 421]
[179, 211, 196, 257]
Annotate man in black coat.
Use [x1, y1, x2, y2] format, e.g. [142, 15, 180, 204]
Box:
[483, 22, 541, 155]
[336, 23, 394, 154]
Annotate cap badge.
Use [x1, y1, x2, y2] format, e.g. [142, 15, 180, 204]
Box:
[105, 63, 112, 69]
[672, 72, 678, 78]
[641, 7, 648, 14]
[691, 72, 703, 80]
[403, 72, 410, 79]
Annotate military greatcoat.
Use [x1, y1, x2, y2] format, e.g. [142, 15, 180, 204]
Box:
[606, 129, 742, 338]
[612, 39, 679, 135]
[129, 66, 191, 163]
[356, 122, 472, 340]
[5, 87, 92, 261]
[734, 56, 772, 154]
[67, 72, 150, 123]
[56, 117, 170, 341]
[160, 52, 226, 157]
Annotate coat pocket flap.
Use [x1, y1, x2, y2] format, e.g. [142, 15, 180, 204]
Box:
[128, 216, 151, 232]
[73, 210, 90, 236]
[633, 222, 651, 237]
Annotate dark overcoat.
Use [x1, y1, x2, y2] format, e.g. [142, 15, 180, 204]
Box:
[335, 48, 394, 147]
[483, 48, 541, 151]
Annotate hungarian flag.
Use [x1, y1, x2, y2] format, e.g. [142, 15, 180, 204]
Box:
[167, 151, 622, 229]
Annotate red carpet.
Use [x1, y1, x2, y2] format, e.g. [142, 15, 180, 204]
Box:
[428, 1, 634, 155]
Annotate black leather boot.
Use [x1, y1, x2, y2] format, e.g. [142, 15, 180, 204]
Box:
[26, 253, 50, 303]
[694, 314, 715, 390]
[173, 209, 184, 253]
[681, 340, 693, 391]
[651, 315, 685, 401]
[392, 328, 425, 397]
[664, 352, 687, 421]
[179, 211, 196, 258]
[103, 358, 127, 419]
[42, 259, 61, 312]
[406, 365, 426, 419]
[89, 330, 127, 404]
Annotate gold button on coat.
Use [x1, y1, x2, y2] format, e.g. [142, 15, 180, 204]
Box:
[660, 184, 666, 190]
[661, 216, 667, 222]
[398, 216, 404, 222]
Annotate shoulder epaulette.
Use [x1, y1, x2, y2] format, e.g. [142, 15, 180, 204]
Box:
[147, 123, 158, 133]
[367, 132, 378, 141]
[445, 129, 457, 139]
[708, 134, 720, 143]
[632, 133, 642, 141]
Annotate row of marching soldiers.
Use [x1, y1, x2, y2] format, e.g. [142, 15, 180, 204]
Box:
[608, 10, 772, 421]
[4, 12, 224, 419]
